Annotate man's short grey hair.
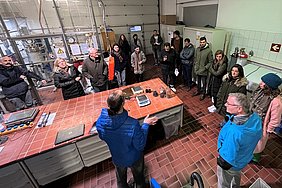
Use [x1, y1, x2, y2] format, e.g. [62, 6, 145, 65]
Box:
[229, 93, 250, 113]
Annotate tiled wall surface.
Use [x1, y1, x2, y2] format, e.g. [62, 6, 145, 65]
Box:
[222, 28, 282, 66]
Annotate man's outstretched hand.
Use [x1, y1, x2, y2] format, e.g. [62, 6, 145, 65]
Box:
[144, 114, 158, 125]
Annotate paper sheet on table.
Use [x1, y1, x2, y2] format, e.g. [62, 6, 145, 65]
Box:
[36, 113, 56, 128]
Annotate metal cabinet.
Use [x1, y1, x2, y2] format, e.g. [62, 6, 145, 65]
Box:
[76, 136, 111, 167]
[24, 143, 83, 186]
[183, 26, 227, 52]
[0, 163, 34, 188]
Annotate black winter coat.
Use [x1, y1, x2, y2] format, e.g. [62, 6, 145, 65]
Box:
[207, 57, 228, 98]
[0, 65, 43, 98]
[53, 66, 85, 100]
[216, 74, 248, 116]
[159, 49, 177, 75]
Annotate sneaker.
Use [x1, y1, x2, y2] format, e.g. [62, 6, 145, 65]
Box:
[170, 87, 176, 92]
[252, 153, 261, 163]
[208, 105, 215, 110]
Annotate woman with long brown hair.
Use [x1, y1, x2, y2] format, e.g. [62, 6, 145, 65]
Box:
[207, 50, 228, 107]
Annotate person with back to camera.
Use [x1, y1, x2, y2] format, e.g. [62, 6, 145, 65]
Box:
[216, 64, 248, 122]
[53, 58, 85, 100]
[217, 93, 262, 188]
[96, 90, 158, 188]
[249, 73, 282, 163]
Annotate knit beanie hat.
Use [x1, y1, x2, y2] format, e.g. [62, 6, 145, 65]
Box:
[261, 73, 282, 90]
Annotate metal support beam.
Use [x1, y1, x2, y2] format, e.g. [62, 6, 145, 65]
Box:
[52, 0, 71, 62]
[88, 0, 102, 51]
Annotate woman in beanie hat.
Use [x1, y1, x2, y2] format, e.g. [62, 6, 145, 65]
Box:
[250, 73, 282, 162]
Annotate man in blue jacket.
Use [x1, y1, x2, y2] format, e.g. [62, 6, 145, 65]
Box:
[217, 93, 262, 188]
[96, 90, 158, 188]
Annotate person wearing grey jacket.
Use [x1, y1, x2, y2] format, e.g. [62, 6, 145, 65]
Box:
[180, 38, 195, 91]
[82, 48, 108, 92]
[193, 37, 213, 100]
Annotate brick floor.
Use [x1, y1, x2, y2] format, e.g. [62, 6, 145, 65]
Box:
[41, 55, 282, 188]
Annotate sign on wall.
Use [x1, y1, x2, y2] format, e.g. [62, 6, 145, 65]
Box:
[270, 43, 281, 53]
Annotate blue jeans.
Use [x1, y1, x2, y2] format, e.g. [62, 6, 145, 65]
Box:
[115, 154, 145, 188]
[115, 69, 126, 86]
[182, 63, 193, 87]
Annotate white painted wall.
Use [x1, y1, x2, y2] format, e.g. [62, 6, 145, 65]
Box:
[217, 0, 282, 33]
[160, 0, 176, 15]
[217, 0, 282, 69]
[176, 0, 218, 21]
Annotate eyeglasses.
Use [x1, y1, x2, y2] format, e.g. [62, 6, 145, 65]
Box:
[225, 102, 241, 107]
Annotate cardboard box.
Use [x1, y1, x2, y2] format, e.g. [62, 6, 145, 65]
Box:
[160, 15, 176, 25]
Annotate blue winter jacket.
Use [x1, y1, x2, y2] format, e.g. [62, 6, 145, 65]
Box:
[218, 113, 262, 171]
[96, 108, 149, 167]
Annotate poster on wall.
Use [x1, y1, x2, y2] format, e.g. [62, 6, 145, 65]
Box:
[70, 44, 82, 55]
[54, 47, 67, 59]
[196, 31, 201, 40]
[92, 35, 99, 49]
[80, 43, 89, 54]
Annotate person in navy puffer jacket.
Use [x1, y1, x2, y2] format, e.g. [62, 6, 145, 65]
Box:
[96, 90, 158, 188]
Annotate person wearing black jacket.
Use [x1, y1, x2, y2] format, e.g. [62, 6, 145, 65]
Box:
[171, 30, 184, 85]
[118, 34, 131, 60]
[150, 30, 163, 65]
[111, 43, 127, 86]
[159, 43, 177, 90]
[53, 58, 85, 100]
[0, 56, 46, 110]
[207, 50, 228, 106]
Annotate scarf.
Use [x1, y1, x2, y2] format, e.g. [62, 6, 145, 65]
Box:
[114, 51, 123, 62]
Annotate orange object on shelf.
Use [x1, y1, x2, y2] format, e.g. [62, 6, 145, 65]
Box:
[108, 56, 115, 81]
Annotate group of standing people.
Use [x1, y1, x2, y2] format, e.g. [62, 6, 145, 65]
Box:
[52, 33, 146, 101]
